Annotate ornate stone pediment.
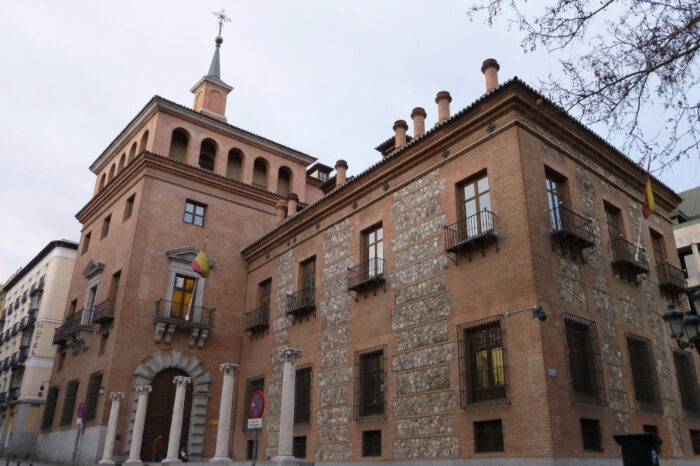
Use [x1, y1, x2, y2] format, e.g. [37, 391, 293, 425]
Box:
[165, 246, 216, 267]
[82, 259, 105, 278]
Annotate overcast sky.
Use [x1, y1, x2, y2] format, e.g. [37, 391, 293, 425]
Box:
[1, 1, 698, 281]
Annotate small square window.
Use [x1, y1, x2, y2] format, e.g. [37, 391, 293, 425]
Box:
[691, 429, 700, 455]
[184, 200, 206, 227]
[101, 215, 111, 239]
[362, 430, 381, 457]
[580, 419, 602, 451]
[123, 194, 135, 221]
[474, 420, 504, 453]
[246, 439, 256, 460]
[293, 436, 307, 458]
[82, 232, 91, 255]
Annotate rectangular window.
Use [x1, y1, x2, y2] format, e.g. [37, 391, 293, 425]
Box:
[123, 194, 135, 221]
[292, 436, 307, 459]
[101, 215, 111, 239]
[458, 316, 506, 406]
[643, 425, 661, 455]
[679, 249, 699, 279]
[258, 279, 271, 310]
[294, 366, 311, 425]
[564, 313, 606, 405]
[41, 386, 59, 429]
[57, 351, 65, 372]
[84, 371, 102, 422]
[604, 202, 624, 239]
[60, 379, 79, 426]
[69, 299, 77, 315]
[243, 376, 264, 430]
[82, 232, 91, 255]
[458, 173, 492, 236]
[546, 170, 567, 229]
[650, 230, 665, 267]
[299, 257, 316, 292]
[691, 430, 700, 454]
[184, 200, 206, 227]
[627, 336, 662, 412]
[474, 419, 504, 453]
[673, 350, 700, 415]
[362, 430, 381, 457]
[363, 224, 384, 277]
[246, 439, 256, 460]
[355, 346, 385, 419]
[170, 274, 196, 318]
[580, 419, 602, 451]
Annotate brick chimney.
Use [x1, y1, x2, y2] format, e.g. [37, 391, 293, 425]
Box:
[393, 120, 408, 150]
[335, 160, 348, 187]
[287, 193, 299, 216]
[481, 59, 500, 93]
[411, 107, 426, 138]
[435, 91, 452, 123]
[275, 200, 287, 224]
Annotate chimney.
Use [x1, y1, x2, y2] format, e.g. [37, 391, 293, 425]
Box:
[411, 107, 427, 138]
[335, 159, 348, 186]
[287, 193, 299, 217]
[275, 200, 287, 224]
[435, 91, 452, 123]
[481, 58, 500, 93]
[393, 120, 408, 149]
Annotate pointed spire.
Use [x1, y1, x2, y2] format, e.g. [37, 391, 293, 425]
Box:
[207, 36, 223, 78]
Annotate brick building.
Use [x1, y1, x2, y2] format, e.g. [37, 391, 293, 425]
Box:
[35, 35, 700, 465]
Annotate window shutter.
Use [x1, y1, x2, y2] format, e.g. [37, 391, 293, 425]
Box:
[41, 386, 59, 429]
[85, 372, 102, 421]
[60, 380, 79, 426]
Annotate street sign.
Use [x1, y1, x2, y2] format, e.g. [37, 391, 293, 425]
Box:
[77, 402, 87, 419]
[249, 390, 265, 418]
[247, 418, 262, 429]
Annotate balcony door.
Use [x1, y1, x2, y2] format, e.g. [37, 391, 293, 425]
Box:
[300, 258, 316, 304]
[546, 173, 565, 229]
[171, 274, 196, 318]
[459, 174, 491, 237]
[363, 225, 383, 278]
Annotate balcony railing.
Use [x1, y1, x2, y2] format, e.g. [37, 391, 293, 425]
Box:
[548, 206, 595, 250]
[244, 305, 270, 332]
[7, 387, 19, 402]
[92, 300, 115, 325]
[18, 345, 29, 362]
[153, 299, 215, 328]
[27, 308, 38, 325]
[657, 262, 687, 296]
[610, 236, 650, 278]
[347, 258, 386, 295]
[53, 326, 66, 345]
[0, 392, 5, 404]
[57, 309, 94, 339]
[286, 288, 316, 317]
[444, 210, 498, 259]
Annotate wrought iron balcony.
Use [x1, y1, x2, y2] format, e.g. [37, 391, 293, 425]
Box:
[347, 258, 386, 296]
[548, 206, 595, 250]
[11, 323, 19, 336]
[92, 299, 115, 325]
[7, 387, 19, 402]
[53, 326, 66, 345]
[18, 345, 29, 362]
[153, 299, 215, 328]
[444, 210, 498, 260]
[657, 262, 687, 296]
[27, 308, 38, 326]
[58, 309, 95, 339]
[244, 305, 270, 333]
[610, 236, 650, 279]
[9, 353, 17, 367]
[286, 287, 316, 318]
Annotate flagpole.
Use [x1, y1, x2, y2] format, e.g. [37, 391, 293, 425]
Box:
[634, 153, 652, 261]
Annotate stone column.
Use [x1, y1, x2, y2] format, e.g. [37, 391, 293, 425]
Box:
[273, 348, 302, 464]
[162, 376, 192, 464]
[210, 364, 240, 464]
[125, 385, 152, 465]
[99, 392, 126, 465]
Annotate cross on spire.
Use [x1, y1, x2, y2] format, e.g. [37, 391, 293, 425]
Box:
[213, 9, 231, 36]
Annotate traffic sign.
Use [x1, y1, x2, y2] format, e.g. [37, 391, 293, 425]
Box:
[247, 418, 262, 429]
[249, 390, 265, 418]
[77, 402, 87, 419]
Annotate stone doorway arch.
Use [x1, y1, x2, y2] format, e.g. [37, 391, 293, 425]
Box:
[124, 349, 212, 457]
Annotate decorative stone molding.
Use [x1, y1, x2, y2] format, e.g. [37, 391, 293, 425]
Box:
[173, 375, 192, 386]
[134, 384, 153, 394]
[111, 391, 126, 401]
[165, 246, 217, 267]
[126, 350, 212, 458]
[66, 330, 92, 354]
[281, 348, 302, 363]
[82, 259, 106, 278]
[220, 363, 240, 374]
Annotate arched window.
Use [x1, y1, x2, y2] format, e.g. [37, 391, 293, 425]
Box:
[226, 149, 243, 181]
[99, 174, 106, 191]
[108, 164, 116, 182]
[253, 158, 268, 188]
[139, 130, 149, 153]
[277, 167, 292, 197]
[199, 139, 217, 171]
[128, 142, 137, 162]
[168, 129, 188, 163]
[118, 154, 126, 172]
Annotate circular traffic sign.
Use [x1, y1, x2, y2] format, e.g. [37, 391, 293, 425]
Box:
[77, 402, 87, 419]
[249, 390, 265, 418]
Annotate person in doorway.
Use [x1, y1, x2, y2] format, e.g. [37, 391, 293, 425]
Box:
[152, 434, 164, 462]
[179, 448, 189, 462]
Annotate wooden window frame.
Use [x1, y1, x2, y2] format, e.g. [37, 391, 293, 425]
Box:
[60, 379, 79, 426]
[362, 224, 384, 277]
[457, 171, 492, 235]
[41, 386, 59, 430]
[183, 200, 206, 227]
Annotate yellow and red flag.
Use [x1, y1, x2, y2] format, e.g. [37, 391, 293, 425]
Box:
[190, 239, 211, 278]
[642, 157, 655, 219]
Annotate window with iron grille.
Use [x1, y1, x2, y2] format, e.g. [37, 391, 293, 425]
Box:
[60, 379, 79, 426]
[246, 439, 256, 460]
[41, 386, 59, 429]
[673, 350, 700, 416]
[243, 376, 264, 430]
[627, 335, 662, 413]
[84, 371, 102, 421]
[564, 313, 606, 405]
[474, 419, 504, 453]
[293, 436, 307, 458]
[643, 425, 661, 455]
[362, 430, 381, 457]
[354, 346, 385, 419]
[580, 419, 602, 451]
[691, 429, 700, 454]
[294, 366, 311, 425]
[457, 316, 506, 407]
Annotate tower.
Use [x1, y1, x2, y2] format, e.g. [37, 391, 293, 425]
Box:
[190, 35, 233, 121]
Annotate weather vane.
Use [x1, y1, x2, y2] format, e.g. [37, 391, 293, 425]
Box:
[213, 9, 231, 36]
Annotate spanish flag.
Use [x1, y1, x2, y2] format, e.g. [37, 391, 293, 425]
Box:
[642, 158, 655, 219]
[190, 242, 211, 278]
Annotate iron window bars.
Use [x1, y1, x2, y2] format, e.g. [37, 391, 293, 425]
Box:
[474, 419, 504, 453]
[627, 335, 663, 413]
[354, 345, 386, 419]
[673, 350, 700, 416]
[563, 313, 607, 405]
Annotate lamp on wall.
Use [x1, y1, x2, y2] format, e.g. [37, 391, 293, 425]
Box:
[663, 289, 700, 355]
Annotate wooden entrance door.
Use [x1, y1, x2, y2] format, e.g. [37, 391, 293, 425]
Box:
[141, 368, 192, 460]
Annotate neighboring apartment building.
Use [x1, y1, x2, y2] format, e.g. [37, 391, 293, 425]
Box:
[673, 186, 700, 312]
[0, 240, 77, 458]
[35, 36, 700, 465]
